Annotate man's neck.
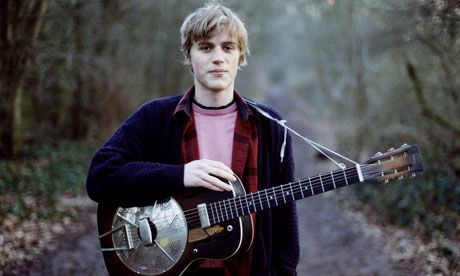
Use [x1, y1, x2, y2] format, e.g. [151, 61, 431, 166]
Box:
[194, 85, 234, 107]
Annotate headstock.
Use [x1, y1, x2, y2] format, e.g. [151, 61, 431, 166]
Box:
[361, 144, 424, 183]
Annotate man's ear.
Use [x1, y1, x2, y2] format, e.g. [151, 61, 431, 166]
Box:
[185, 57, 194, 73]
[238, 53, 246, 67]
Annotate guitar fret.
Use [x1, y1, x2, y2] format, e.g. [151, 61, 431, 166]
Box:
[270, 189, 276, 206]
[224, 199, 230, 220]
[211, 203, 219, 223]
[218, 203, 222, 222]
[331, 171, 336, 189]
[265, 190, 271, 208]
[299, 180, 305, 198]
[225, 199, 232, 220]
[214, 203, 218, 224]
[319, 174, 325, 192]
[289, 183, 295, 201]
[245, 195, 251, 215]
[309, 178, 314, 195]
[233, 197, 239, 218]
[229, 199, 234, 219]
[212, 203, 218, 224]
[238, 196, 244, 217]
[280, 185, 286, 203]
[251, 193, 256, 212]
[209, 203, 216, 224]
[207, 204, 212, 225]
[218, 201, 224, 222]
[257, 192, 263, 210]
[343, 169, 349, 186]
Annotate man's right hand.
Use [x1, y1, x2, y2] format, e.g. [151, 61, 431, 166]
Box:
[184, 159, 236, 192]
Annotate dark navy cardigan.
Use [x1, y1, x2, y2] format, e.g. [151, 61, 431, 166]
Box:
[86, 94, 299, 275]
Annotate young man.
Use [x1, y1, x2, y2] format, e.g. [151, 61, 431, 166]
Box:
[86, 4, 299, 276]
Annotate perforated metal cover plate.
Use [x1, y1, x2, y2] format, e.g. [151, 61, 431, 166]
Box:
[112, 198, 187, 275]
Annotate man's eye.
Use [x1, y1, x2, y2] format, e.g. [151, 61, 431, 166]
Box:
[224, 45, 235, 51]
[199, 46, 211, 51]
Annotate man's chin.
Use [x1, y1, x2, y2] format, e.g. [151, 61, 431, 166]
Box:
[208, 83, 231, 93]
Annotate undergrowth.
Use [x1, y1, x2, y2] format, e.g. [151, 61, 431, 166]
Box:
[348, 162, 460, 271]
[0, 140, 98, 220]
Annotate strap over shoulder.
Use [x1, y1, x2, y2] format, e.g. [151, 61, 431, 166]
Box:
[244, 98, 359, 169]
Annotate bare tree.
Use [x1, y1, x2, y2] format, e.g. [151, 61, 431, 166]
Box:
[0, 0, 47, 158]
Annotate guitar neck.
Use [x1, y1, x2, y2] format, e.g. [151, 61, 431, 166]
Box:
[204, 165, 363, 226]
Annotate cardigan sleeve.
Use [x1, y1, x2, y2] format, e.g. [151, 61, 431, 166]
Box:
[271, 132, 300, 275]
[260, 107, 300, 275]
[86, 101, 185, 207]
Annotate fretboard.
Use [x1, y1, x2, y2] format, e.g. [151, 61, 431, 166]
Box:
[205, 166, 362, 226]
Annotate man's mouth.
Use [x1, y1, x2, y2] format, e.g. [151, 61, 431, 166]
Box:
[209, 69, 227, 73]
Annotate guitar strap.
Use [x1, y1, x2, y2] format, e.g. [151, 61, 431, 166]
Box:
[245, 99, 359, 169]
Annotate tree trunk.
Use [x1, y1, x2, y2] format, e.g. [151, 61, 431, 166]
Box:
[0, 0, 48, 159]
[69, 1, 87, 139]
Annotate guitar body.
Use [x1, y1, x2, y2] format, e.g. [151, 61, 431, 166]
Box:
[97, 178, 254, 276]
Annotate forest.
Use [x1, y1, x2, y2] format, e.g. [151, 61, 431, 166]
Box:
[1, 0, 459, 273]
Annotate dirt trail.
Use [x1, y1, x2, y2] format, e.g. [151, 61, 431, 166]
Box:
[22, 199, 107, 276]
[18, 90, 418, 275]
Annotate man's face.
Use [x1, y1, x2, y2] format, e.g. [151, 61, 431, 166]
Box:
[188, 29, 241, 95]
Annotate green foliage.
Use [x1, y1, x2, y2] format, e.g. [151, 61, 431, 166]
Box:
[0, 141, 97, 219]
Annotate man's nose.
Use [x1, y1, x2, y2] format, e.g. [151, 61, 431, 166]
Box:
[211, 48, 225, 63]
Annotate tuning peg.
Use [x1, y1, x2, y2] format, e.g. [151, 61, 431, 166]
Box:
[410, 173, 416, 179]
[373, 152, 383, 157]
[387, 147, 395, 152]
[398, 175, 405, 180]
[400, 143, 409, 148]
[384, 179, 389, 184]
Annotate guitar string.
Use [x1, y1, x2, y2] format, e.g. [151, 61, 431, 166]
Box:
[117, 166, 356, 246]
[185, 168, 357, 217]
[117, 169, 358, 241]
[191, 169, 362, 225]
[187, 162, 388, 226]
[117, 165, 393, 240]
[185, 162, 396, 228]
[159, 163, 384, 228]
[181, 164, 365, 217]
[173, 167, 365, 227]
[114, 163, 386, 233]
[160, 171, 361, 232]
[181, 162, 380, 218]
[139, 167, 363, 228]
[116, 169, 360, 244]
[112, 161, 407, 244]
[108, 156, 408, 245]
[115, 169, 360, 233]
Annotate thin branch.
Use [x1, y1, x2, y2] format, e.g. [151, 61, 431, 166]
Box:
[406, 61, 460, 137]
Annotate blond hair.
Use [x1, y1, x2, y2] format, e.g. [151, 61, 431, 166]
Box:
[180, 4, 250, 67]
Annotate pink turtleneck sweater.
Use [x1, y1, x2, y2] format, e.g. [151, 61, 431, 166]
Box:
[192, 101, 238, 168]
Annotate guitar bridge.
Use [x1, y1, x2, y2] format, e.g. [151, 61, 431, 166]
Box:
[197, 203, 211, 228]
[99, 224, 134, 251]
